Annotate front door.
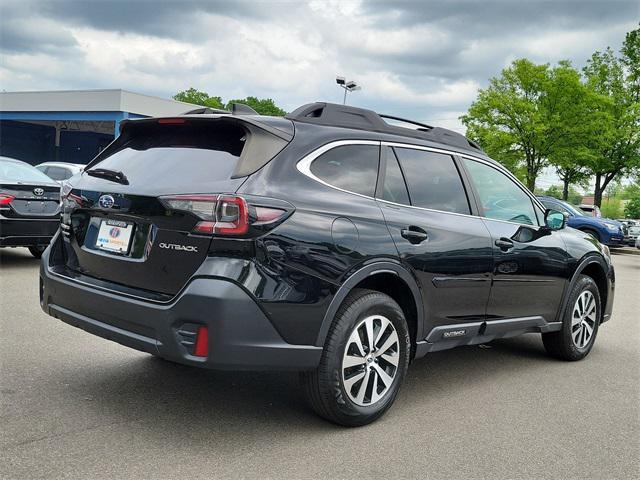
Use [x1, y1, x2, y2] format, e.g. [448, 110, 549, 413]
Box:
[462, 158, 570, 323]
[376, 146, 493, 335]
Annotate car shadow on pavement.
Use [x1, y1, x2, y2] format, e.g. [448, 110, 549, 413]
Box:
[0, 248, 40, 269]
[57, 333, 555, 436]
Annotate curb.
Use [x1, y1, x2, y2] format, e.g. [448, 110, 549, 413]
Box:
[610, 247, 640, 256]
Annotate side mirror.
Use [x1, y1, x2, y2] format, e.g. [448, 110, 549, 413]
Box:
[544, 209, 566, 230]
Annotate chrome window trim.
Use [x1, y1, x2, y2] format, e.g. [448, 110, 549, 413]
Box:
[296, 139, 545, 227]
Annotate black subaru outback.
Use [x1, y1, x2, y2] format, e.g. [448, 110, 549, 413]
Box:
[40, 102, 615, 426]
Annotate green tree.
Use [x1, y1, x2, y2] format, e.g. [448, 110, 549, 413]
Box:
[173, 88, 225, 109]
[546, 62, 602, 200]
[620, 181, 640, 200]
[541, 184, 583, 204]
[624, 196, 640, 218]
[225, 96, 286, 116]
[582, 27, 640, 207]
[461, 59, 587, 191]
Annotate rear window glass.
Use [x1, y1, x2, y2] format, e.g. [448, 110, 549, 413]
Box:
[91, 122, 246, 184]
[393, 148, 470, 214]
[45, 166, 73, 181]
[0, 160, 54, 184]
[310, 145, 379, 197]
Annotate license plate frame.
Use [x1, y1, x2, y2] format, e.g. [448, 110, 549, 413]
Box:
[96, 219, 134, 254]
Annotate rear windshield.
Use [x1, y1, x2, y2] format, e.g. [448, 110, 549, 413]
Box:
[0, 160, 55, 184]
[91, 122, 246, 185]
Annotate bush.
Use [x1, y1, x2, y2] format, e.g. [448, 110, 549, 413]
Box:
[600, 198, 624, 219]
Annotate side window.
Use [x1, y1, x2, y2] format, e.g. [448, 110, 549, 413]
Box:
[393, 147, 470, 214]
[379, 149, 410, 205]
[464, 159, 538, 226]
[310, 144, 379, 197]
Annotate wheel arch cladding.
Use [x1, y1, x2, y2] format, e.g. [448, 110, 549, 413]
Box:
[579, 262, 608, 318]
[315, 262, 423, 354]
[558, 255, 609, 324]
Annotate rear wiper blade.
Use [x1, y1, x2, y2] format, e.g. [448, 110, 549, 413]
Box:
[86, 168, 129, 185]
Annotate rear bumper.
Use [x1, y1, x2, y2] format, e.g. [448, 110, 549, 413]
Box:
[39, 245, 322, 371]
[0, 215, 58, 247]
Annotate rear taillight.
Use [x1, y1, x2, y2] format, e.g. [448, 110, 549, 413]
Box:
[0, 194, 14, 205]
[160, 194, 288, 236]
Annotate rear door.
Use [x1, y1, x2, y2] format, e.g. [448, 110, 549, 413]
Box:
[376, 145, 493, 334]
[461, 158, 570, 323]
[60, 117, 290, 296]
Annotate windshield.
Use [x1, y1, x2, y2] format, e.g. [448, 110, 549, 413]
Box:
[0, 159, 55, 184]
[558, 200, 586, 217]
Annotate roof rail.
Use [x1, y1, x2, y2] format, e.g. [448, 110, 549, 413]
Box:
[286, 102, 482, 152]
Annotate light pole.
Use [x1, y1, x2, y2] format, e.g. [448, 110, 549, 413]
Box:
[336, 76, 361, 104]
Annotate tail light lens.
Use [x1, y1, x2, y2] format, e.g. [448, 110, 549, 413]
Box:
[0, 194, 14, 205]
[160, 194, 288, 236]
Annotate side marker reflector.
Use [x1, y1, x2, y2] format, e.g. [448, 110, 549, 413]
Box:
[194, 326, 209, 357]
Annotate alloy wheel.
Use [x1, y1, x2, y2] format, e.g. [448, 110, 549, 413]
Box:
[571, 291, 597, 348]
[341, 315, 400, 406]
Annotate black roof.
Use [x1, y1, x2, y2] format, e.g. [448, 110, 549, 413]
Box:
[285, 102, 482, 153]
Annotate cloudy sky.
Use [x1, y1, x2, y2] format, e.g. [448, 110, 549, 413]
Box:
[1, 0, 638, 143]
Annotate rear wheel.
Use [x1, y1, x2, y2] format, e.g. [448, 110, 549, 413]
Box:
[542, 275, 601, 361]
[301, 289, 411, 427]
[28, 246, 46, 258]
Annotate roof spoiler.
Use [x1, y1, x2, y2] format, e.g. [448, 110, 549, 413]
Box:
[181, 103, 259, 116]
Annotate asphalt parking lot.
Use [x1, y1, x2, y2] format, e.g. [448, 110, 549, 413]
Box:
[1, 249, 638, 479]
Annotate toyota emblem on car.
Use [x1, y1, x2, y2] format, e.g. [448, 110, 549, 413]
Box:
[33, 188, 44, 196]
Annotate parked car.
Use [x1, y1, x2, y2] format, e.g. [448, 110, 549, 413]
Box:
[538, 196, 625, 246]
[580, 204, 602, 217]
[627, 225, 640, 246]
[636, 235, 640, 249]
[0, 156, 60, 258]
[40, 103, 615, 426]
[36, 162, 84, 183]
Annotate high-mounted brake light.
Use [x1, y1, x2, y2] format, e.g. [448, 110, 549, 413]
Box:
[160, 194, 287, 236]
[0, 194, 14, 205]
[157, 118, 187, 125]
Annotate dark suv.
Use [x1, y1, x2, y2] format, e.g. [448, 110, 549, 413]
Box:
[40, 103, 615, 426]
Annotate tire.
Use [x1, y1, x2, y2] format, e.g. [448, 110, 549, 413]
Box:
[542, 275, 601, 361]
[301, 288, 411, 427]
[28, 246, 46, 258]
[580, 228, 601, 243]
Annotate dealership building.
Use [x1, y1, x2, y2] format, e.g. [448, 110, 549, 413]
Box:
[0, 89, 199, 165]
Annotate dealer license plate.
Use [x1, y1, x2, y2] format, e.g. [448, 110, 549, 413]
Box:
[96, 219, 134, 253]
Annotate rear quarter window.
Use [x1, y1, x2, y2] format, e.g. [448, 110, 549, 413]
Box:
[309, 144, 380, 197]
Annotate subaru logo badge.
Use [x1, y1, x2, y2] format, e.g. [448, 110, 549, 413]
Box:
[98, 194, 115, 209]
[33, 188, 44, 196]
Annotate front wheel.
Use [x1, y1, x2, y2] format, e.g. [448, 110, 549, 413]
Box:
[542, 275, 601, 361]
[28, 246, 46, 258]
[301, 289, 411, 427]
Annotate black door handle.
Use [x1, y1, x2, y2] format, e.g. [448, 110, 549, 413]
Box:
[401, 227, 428, 244]
[495, 237, 514, 251]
